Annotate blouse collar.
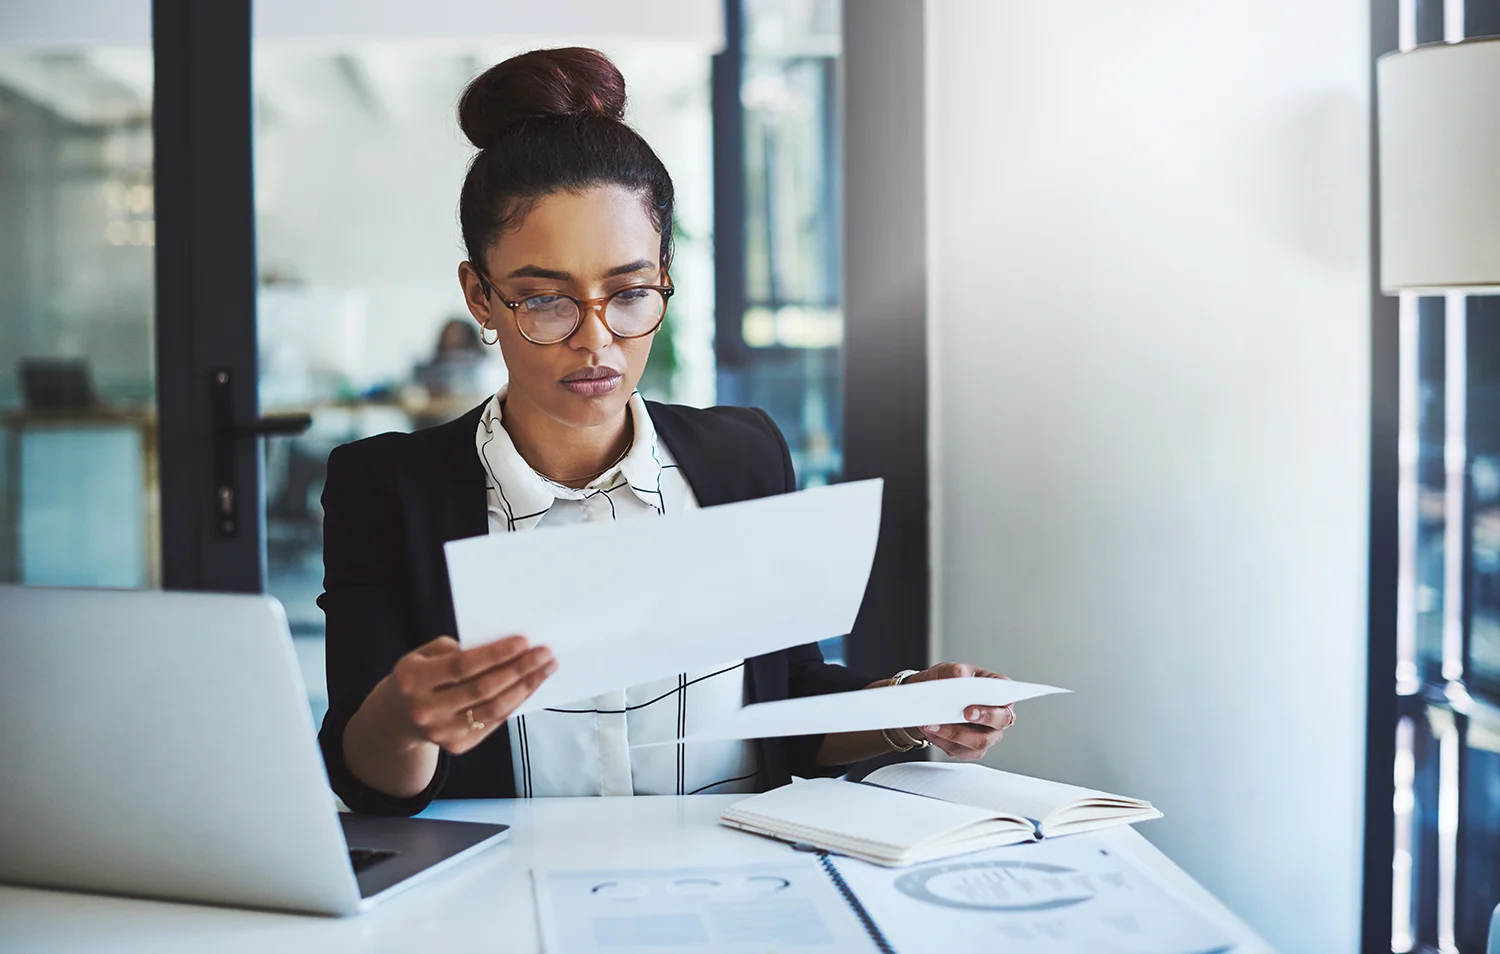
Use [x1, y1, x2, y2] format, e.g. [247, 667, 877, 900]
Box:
[475, 385, 667, 522]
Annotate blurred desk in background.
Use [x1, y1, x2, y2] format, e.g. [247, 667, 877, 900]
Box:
[2, 407, 158, 589]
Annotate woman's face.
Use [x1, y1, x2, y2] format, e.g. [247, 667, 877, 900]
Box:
[460, 184, 661, 429]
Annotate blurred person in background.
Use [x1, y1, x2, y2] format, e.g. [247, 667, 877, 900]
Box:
[420, 317, 487, 394]
[411, 317, 500, 427]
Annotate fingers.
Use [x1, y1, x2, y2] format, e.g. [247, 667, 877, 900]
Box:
[410, 635, 462, 657]
[970, 667, 1010, 682]
[469, 657, 557, 726]
[410, 634, 533, 688]
[920, 724, 1001, 760]
[901, 662, 1011, 684]
[433, 646, 557, 710]
[434, 656, 558, 756]
[387, 634, 556, 754]
[919, 728, 989, 760]
[921, 722, 993, 750]
[963, 704, 1016, 731]
[918, 704, 1015, 760]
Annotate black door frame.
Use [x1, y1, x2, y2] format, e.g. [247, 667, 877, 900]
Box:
[840, 0, 930, 681]
[153, 0, 265, 592]
[1362, 0, 1399, 949]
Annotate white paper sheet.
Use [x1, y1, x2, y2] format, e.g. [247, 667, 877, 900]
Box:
[633, 677, 1068, 746]
[532, 859, 878, 953]
[444, 480, 882, 715]
[831, 834, 1237, 954]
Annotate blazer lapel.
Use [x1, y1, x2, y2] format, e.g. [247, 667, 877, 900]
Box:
[432, 402, 491, 544]
[419, 402, 490, 640]
[423, 401, 519, 797]
[647, 402, 773, 508]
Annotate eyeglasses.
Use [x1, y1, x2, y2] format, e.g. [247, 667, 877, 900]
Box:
[473, 266, 674, 346]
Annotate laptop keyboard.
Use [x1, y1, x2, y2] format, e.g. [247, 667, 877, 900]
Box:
[348, 847, 399, 874]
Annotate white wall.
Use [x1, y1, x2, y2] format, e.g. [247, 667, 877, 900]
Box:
[928, 3, 1370, 952]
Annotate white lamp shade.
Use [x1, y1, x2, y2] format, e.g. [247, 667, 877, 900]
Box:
[1377, 37, 1500, 293]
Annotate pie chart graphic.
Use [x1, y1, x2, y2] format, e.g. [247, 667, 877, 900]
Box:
[892, 860, 1099, 913]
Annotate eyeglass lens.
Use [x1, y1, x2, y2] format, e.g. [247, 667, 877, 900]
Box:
[517, 288, 666, 343]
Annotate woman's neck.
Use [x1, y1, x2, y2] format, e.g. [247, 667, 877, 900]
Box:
[500, 392, 632, 490]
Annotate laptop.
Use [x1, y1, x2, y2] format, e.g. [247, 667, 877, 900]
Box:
[0, 586, 509, 915]
[17, 358, 100, 410]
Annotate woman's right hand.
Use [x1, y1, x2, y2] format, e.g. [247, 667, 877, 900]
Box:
[367, 634, 557, 756]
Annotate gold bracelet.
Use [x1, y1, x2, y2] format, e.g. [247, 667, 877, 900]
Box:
[894, 725, 930, 749]
[886, 670, 931, 750]
[880, 726, 917, 752]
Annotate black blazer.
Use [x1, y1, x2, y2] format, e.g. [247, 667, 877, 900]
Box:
[317, 400, 875, 815]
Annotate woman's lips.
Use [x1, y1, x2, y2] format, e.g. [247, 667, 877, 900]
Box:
[560, 367, 622, 396]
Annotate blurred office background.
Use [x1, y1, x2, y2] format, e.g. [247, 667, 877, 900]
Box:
[3, 1, 1499, 952]
[0, 0, 849, 713]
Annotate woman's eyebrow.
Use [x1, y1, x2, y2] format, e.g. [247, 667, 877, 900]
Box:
[506, 264, 572, 281]
[505, 259, 656, 282]
[604, 259, 656, 278]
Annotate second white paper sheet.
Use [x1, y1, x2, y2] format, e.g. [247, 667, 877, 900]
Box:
[634, 677, 1068, 746]
[444, 479, 882, 715]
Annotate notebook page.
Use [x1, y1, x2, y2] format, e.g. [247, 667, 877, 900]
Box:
[721, 777, 1025, 855]
[864, 762, 1148, 825]
[1042, 807, 1164, 839]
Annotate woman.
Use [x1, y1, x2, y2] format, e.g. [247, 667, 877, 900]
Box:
[318, 48, 1014, 815]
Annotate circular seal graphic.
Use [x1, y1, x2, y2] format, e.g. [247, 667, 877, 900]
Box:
[892, 860, 1095, 912]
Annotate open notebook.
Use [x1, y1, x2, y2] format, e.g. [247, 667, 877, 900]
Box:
[719, 761, 1162, 867]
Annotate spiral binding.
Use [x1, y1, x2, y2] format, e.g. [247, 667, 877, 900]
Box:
[817, 851, 896, 954]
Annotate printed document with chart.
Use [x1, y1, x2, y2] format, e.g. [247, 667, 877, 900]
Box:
[830, 833, 1236, 954]
[532, 858, 881, 953]
[445, 480, 882, 715]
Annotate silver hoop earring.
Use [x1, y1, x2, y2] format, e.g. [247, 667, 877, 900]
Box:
[479, 324, 498, 346]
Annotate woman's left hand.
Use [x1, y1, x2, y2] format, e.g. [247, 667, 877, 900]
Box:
[901, 662, 1015, 760]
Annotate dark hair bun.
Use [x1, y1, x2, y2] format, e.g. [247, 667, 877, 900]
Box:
[459, 47, 627, 149]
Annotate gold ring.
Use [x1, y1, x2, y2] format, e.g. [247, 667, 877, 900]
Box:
[467, 708, 485, 732]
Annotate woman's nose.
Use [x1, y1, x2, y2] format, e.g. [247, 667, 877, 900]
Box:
[569, 302, 613, 352]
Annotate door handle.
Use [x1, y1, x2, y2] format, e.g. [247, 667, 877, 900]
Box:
[229, 414, 313, 438]
[210, 369, 312, 537]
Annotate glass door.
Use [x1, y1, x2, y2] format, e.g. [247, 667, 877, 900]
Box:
[0, 4, 159, 589]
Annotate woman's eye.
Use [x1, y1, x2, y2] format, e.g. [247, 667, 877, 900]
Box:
[526, 295, 567, 308]
[614, 288, 650, 302]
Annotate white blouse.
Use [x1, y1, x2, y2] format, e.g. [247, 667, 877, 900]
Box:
[476, 386, 759, 797]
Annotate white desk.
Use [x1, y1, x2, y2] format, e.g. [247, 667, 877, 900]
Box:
[0, 795, 1273, 953]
